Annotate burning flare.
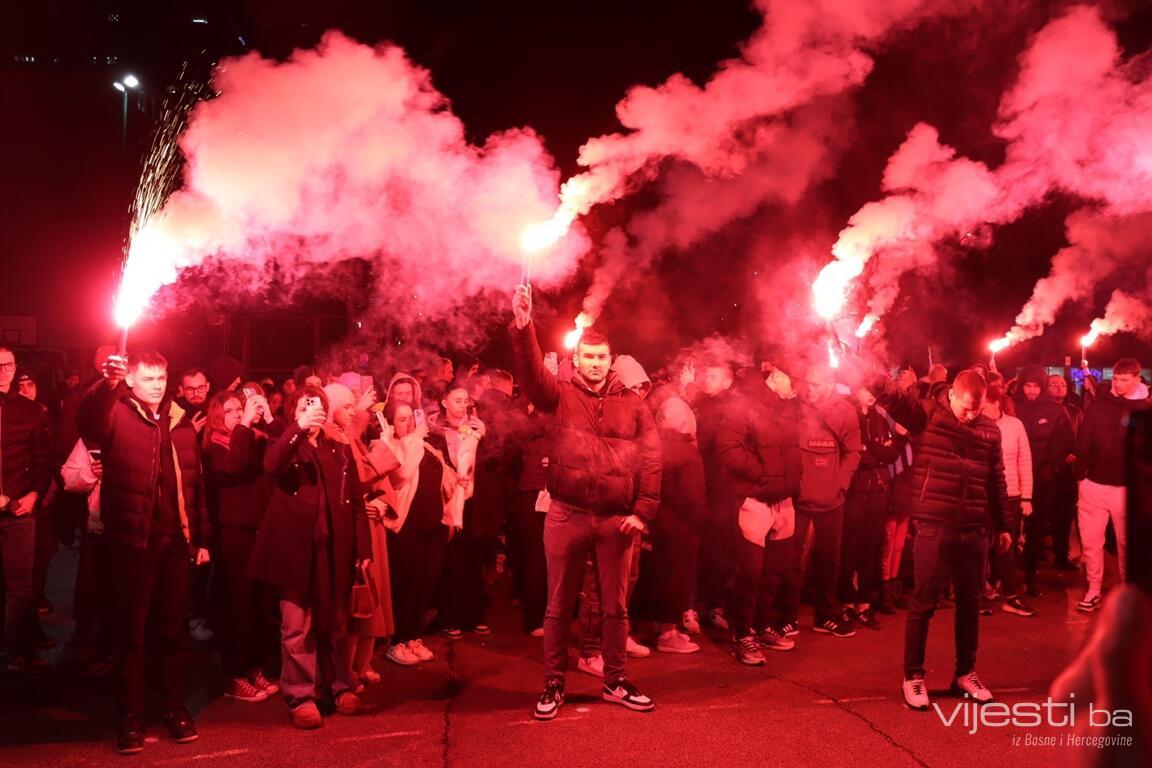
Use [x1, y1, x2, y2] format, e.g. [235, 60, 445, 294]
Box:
[563, 312, 593, 351]
[988, 338, 1011, 354]
[855, 314, 878, 339]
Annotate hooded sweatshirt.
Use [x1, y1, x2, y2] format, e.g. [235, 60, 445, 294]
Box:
[1076, 381, 1150, 486]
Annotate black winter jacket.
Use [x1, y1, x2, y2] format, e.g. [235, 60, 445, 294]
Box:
[511, 322, 661, 520]
[77, 380, 209, 549]
[1075, 388, 1150, 486]
[203, 424, 269, 532]
[851, 405, 901, 495]
[882, 385, 1013, 534]
[1013, 395, 1074, 475]
[0, 388, 52, 504]
[714, 389, 802, 507]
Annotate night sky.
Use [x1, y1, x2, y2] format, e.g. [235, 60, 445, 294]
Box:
[3, 1, 1150, 372]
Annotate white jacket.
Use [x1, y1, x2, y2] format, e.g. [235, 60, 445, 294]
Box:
[995, 414, 1033, 500]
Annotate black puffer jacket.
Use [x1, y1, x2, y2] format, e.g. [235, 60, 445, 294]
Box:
[851, 405, 901, 495]
[657, 430, 708, 528]
[511, 322, 661, 521]
[714, 389, 802, 507]
[1013, 395, 1074, 474]
[882, 384, 1013, 533]
[1075, 385, 1150, 486]
[77, 380, 209, 549]
[0, 389, 52, 502]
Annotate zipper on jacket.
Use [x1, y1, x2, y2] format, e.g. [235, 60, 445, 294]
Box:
[919, 467, 932, 502]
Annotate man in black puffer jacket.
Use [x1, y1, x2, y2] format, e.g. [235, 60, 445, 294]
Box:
[715, 368, 803, 665]
[880, 370, 1014, 712]
[78, 351, 210, 755]
[511, 287, 660, 722]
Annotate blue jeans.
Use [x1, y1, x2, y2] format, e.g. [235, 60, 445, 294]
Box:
[542, 502, 635, 683]
[903, 520, 987, 679]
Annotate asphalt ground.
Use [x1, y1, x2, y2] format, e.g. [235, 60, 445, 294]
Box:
[0, 541, 1128, 768]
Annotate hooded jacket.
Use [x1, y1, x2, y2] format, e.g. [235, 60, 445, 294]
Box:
[1076, 381, 1151, 486]
[511, 322, 661, 521]
[1013, 388, 1074, 476]
[796, 395, 862, 513]
[881, 383, 1013, 533]
[77, 379, 209, 549]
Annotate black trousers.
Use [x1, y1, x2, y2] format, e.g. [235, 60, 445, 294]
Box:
[990, 498, 1023, 596]
[74, 530, 114, 656]
[1051, 470, 1077, 562]
[508, 491, 547, 632]
[698, 497, 736, 611]
[838, 491, 889, 605]
[904, 521, 987, 679]
[438, 527, 489, 630]
[1024, 474, 1055, 579]
[648, 511, 700, 625]
[782, 507, 844, 623]
[212, 526, 276, 678]
[388, 525, 446, 642]
[730, 535, 791, 638]
[109, 535, 189, 716]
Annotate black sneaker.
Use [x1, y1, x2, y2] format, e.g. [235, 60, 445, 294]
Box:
[855, 608, 881, 630]
[842, 606, 858, 624]
[533, 679, 565, 721]
[813, 616, 856, 638]
[778, 622, 799, 638]
[733, 635, 767, 665]
[754, 626, 795, 651]
[1001, 595, 1036, 617]
[116, 714, 145, 754]
[602, 678, 655, 712]
[162, 708, 199, 743]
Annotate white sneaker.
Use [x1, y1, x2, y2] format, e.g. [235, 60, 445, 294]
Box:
[681, 609, 701, 634]
[626, 636, 652, 658]
[952, 672, 994, 703]
[407, 639, 434, 662]
[577, 654, 605, 677]
[903, 677, 930, 711]
[656, 630, 700, 654]
[386, 642, 420, 666]
[528, 627, 545, 638]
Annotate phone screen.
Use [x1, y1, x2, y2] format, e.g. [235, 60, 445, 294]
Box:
[414, 408, 425, 427]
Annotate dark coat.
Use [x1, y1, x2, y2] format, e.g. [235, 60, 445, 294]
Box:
[714, 389, 802, 508]
[0, 388, 52, 502]
[248, 423, 372, 598]
[656, 431, 708, 528]
[1013, 395, 1075, 475]
[1075, 388, 1150, 486]
[203, 424, 269, 532]
[511, 322, 661, 521]
[76, 380, 209, 549]
[471, 389, 533, 536]
[882, 385, 1013, 534]
[851, 405, 901, 495]
[796, 395, 862, 513]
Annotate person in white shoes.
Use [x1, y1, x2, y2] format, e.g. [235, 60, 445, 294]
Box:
[878, 370, 1015, 711]
[1073, 358, 1149, 613]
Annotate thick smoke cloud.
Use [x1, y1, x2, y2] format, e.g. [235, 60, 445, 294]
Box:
[818, 5, 1152, 346]
[565, 0, 979, 324]
[120, 32, 587, 341]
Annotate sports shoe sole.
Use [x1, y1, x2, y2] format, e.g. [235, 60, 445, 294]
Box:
[533, 703, 562, 721]
[170, 733, 200, 744]
[602, 693, 655, 712]
[903, 699, 930, 712]
[116, 743, 145, 755]
[225, 692, 269, 703]
[813, 626, 856, 638]
[950, 687, 994, 703]
[656, 644, 700, 654]
[732, 650, 766, 666]
[1001, 606, 1035, 617]
[757, 642, 795, 652]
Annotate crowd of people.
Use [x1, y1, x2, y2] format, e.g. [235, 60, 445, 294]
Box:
[0, 288, 1146, 753]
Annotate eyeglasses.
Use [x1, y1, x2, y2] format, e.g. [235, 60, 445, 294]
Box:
[183, 385, 209, 394]
[0, 362, 16, 371]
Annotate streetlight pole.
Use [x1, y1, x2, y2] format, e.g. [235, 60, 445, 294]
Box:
[112, 74, 140, 163]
